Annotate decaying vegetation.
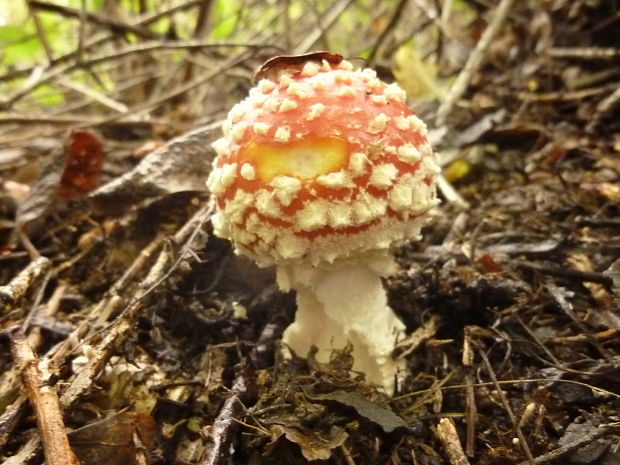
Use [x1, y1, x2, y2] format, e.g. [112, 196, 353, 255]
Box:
[0, 1, 619, 464]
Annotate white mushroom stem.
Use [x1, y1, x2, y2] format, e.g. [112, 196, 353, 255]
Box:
[277, 252, 406, 393]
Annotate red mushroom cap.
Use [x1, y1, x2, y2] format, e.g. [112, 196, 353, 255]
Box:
[207, 57, 439, 266]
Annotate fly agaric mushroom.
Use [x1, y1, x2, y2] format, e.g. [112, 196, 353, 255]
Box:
[206, 54, 440, 393]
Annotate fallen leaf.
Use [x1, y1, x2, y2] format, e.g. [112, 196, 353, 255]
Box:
[305, 390, 407, 433]
[269, 424, 348, 461]
[58, 131, 105, 200]
[68, 411, 156, 465]
[393, 44, 445, 101]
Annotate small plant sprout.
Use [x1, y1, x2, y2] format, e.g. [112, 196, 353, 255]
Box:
[206, 54, 440, 393]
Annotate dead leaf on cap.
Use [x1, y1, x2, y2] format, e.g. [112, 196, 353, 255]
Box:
[253, 52, 343, 82]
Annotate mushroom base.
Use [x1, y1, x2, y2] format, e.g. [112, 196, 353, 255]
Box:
[278, 252, 406, 393]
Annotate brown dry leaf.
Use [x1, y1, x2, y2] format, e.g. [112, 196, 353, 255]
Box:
[68, 411, 156, 465]
[270, 424, 348, 461]
[567, 252, 612, 306]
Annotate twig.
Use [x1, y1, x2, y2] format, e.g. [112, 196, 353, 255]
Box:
[517, 82, 616, 102]
[340, 443, 358, 465]
[0, 114, 104, 125]
[478, 349, 534, 464]
[0, 393, 28, 452]
[436, 417, 470, 465]
[546, 282, 611, 360]
[462, 328, 476, 457]
[516, 261, 613, 285]
[88, 50, 253, 127]
[435, 0, 515, 125]
[181, 0, 216, 83]
[367, 0, 409, 64]
[436, 174, 470, 209]
[516, 423, 620, 465]
[8, 328, 79, 465]
[29, 0, 161, 40]
[57, 78, 128, 113]
[292, 0, 354, 54]
[0, 257, 51, 311]
[0, 0, 207, 83]
[0, 41, 279, 110]
[586, 85, 620, 133]
[199, 365, 255, 465]
[26, 0, 54, 63]
[547, 47, 620, 60]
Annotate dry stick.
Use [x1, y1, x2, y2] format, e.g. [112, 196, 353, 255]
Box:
[0, 0, 206, 83]
[546, 282, 612, 360]
[26, 0, 54, 63]
[435, 0, 515, 125]
[547, 47, 620, 60]
[8, 328, 80, 465]
[29, 0, 161, 39]
[181, 0, 216, 83]
[462, 328, 477, 457]
[516, 422, 620, 465]
[367, 0, 409, 64]
[587, 85, 620, 133]
[436, 417, 470, 465]
[89, 50, 253, 127]
[0, 393, 29, 451]
[199, 369, 253, 465]
[478, 349, 535, 464]
[340, 444, 358, 465]
[0, 257, 51, 311]
[516, 261, 613, 286]
[292, 0, 354, 54]
[57, 77, 129, 112]
[0, 40, 279, 110]
[26, 283, 68, 349]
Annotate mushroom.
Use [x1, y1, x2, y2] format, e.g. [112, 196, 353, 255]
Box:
[206, 54, 440, 393]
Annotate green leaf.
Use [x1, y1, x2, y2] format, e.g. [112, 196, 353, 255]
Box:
[0, 25, 31, 43]
[30, 84, 65, 106]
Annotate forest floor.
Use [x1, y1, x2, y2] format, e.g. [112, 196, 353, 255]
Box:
[0, 1, 619, 464]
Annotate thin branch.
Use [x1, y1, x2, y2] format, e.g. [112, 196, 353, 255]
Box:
[8, 328, 79, 465]
[367, 0, 409, 65]
[26, 0, 54, 63]
[435, 0, 515, 125]
[516, 423, 620, 465]
[0, 40, 281, 110]
[478, 349, 535, 464]
[0, 0, 207, 83]
[29, 0, 161, 40]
